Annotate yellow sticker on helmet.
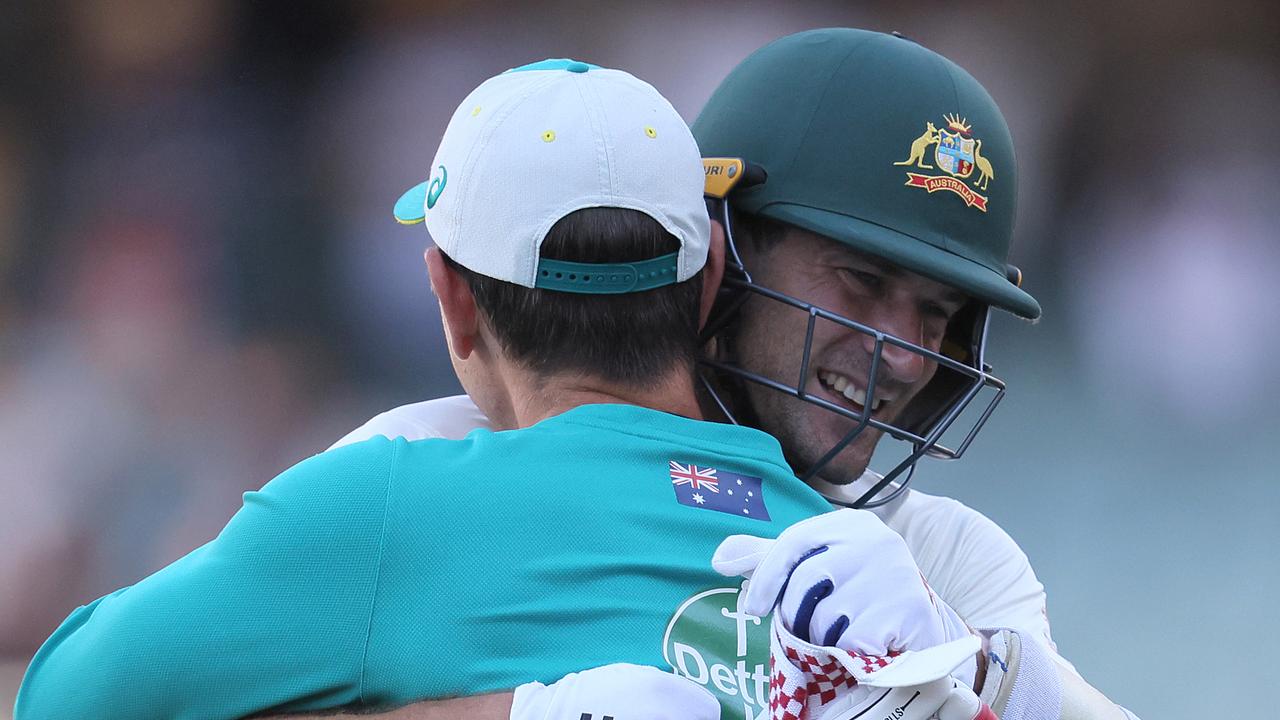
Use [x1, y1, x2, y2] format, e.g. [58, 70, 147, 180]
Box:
[702, 158, 745, 199]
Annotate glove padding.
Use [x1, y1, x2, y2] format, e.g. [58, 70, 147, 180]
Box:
[712, 509, 972, 657]
[767, 611, 993, 720]
[510, 663, 720, 720]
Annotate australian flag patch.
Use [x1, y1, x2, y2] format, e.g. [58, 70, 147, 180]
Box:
[669, 460, 770, 521]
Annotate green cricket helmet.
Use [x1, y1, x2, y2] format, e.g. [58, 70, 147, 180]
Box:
[694, 28, 1041, 507]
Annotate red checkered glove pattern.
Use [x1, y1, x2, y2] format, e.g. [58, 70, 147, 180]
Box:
[766, 610, 992, 720]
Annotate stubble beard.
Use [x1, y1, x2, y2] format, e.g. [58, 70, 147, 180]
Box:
[743, 379, 881, 487]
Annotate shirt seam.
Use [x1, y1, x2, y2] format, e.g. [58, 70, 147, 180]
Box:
[780, 35, 871, 180]
[358, 439, 398, 704]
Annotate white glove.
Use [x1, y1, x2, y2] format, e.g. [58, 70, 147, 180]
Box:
[712, 509, 973, 658]
[767, 610, 993, 720]
[510, 662, 721, 720]
[817, 677, 995, 720]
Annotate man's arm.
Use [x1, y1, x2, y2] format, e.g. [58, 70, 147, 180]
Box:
[15, 440, 395, 720]
[900, 499, 1143, 718]
[254, 692, 515, 720]
[718, 507, 1143, 719]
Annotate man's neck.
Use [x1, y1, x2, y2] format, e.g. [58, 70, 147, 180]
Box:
[507, 371, 703, 429]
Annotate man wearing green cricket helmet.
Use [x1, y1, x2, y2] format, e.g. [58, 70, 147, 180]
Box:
[693, 28, 1141, 719]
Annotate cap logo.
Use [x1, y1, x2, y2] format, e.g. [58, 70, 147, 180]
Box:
[893, 114, 991, 212]
[426, 165, 447, 209]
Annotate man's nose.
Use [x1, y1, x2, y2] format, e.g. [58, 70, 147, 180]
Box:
[861, 308, 927, 385]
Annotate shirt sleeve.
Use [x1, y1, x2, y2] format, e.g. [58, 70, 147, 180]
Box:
[886, 492, 1066, 666]
[15, 438, 396, 720]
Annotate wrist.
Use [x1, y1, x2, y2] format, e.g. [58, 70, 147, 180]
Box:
[972, 631, 990, 694]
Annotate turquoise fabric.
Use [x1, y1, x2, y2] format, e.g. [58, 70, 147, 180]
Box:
[393, 181, 428, 223]
[16, 404, 832, 719]
[506, 58, 602, 73]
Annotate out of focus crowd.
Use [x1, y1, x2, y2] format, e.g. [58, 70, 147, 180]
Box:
[1, 1, 1277, 717]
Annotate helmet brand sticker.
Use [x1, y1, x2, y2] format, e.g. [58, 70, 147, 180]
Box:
[893, 114, 991, 211]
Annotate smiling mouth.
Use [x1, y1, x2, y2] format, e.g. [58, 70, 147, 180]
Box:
[817, 370, 888, 414]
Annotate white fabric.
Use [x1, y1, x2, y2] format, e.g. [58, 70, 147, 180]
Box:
[711, 509, 973, 663]
[509, 662, 719, 720]
[421, 65, 709, 287]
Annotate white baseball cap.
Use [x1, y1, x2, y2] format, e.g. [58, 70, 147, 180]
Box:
[393, 59, 710, 294]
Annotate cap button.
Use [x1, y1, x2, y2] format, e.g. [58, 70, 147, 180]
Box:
[565, 61, 590, 73]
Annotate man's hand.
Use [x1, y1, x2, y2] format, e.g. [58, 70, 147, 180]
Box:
[512, 663, 720, 720]
[712, 509, 971, 656]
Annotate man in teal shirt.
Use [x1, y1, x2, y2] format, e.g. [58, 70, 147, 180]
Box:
[16, 61, 838, 719]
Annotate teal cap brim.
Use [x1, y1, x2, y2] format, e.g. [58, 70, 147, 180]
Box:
[393, 182, 429, 225]
[762, 203, 1042, 320]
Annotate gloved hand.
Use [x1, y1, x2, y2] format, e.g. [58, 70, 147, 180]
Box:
[510, 662, 721, 720]
[766, 610, 992, 720]
[712, 509, 973, 657]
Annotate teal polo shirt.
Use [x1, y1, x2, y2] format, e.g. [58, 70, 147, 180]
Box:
[17, 404, 833, 719]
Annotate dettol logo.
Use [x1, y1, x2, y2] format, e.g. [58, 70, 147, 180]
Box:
[662, 581, 770, 720]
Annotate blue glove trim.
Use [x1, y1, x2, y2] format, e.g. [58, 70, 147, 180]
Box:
[793, 578, 834, 643]
[772, 545, 829, 613]
[822, 615, 850, 647]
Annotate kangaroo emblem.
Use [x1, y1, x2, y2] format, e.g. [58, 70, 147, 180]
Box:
[897, 114, 993, 212]
[893, 122, 939, 169]
[971, 138, 994, 191]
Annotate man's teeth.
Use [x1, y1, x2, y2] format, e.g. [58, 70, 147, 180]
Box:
[819, 371, 884, 411]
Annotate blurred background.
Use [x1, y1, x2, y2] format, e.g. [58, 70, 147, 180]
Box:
[1, 1, 1276, 717]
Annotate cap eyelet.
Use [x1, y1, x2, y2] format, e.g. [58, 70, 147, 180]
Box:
[542, 130, 556, 142]
[644, 126, 657, 139]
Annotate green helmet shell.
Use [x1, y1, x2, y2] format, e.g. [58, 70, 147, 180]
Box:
[693, 28, 1040, 319]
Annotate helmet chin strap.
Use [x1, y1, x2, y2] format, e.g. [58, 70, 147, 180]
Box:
[807, 464, 917, 510]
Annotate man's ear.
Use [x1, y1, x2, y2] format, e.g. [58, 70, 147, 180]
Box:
[698, 219, 727, 329]
[425, 247, 478, 360]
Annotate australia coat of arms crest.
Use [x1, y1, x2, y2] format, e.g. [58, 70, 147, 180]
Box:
[893, 113, 992, 212]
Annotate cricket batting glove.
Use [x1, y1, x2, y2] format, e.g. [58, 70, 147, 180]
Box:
[510, 662, 720, 720]
[765, 611, 993, 720]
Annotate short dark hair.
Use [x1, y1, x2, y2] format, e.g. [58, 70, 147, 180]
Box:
[442, 207, 704, 388]
[730, 209, 789, 252]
